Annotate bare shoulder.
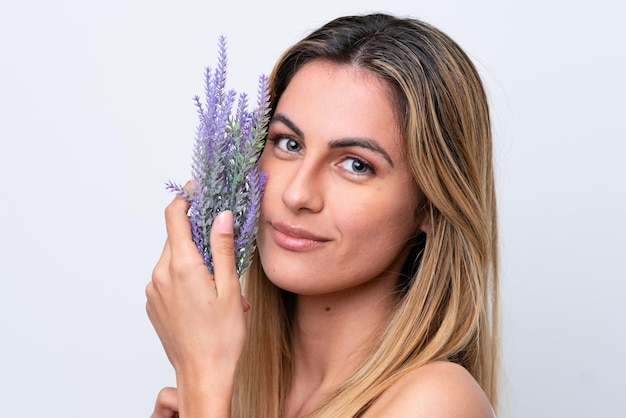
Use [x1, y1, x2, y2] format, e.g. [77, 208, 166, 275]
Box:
[362, 361, 495, 418]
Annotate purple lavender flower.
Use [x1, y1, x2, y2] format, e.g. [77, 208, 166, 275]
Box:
[166, 36, 270, 276]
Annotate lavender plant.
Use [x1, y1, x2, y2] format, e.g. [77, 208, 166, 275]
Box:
[166, 36, 270, 276]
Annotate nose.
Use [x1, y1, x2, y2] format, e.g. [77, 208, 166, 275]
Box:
[281, 161, 324, 213]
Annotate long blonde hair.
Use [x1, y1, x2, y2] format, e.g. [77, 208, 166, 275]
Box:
[233, 13, 499, 417]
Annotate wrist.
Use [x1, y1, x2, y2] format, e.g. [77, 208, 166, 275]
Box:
[176, 369, 235, 418]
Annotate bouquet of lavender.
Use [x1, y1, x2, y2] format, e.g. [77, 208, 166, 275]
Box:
[166, 36, 270, 276]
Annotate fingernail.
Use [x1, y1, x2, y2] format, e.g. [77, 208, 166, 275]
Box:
[214, 211, 234, 234]
[242, 296, 251, 312]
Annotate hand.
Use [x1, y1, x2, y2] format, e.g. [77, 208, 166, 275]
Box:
[146, 192, 249, 415]
[151, 387, 178, 418]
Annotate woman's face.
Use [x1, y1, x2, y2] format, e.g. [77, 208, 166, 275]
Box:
[256, 60, 423, 296]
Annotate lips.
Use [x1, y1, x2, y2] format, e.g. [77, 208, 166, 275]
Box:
[269, 222, 330, 251]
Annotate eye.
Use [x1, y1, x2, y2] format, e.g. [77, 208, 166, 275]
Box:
[274, 137, 302, 153]
[339, 157, 374, 175]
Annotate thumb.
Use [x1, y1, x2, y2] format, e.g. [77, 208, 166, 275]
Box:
[151, 387, 178, 418]
[210, 211, 238, 292]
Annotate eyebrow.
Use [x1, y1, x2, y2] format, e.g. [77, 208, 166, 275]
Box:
[329, 139, 394, 167]
[270, 113, 304, 138]
[270, 112, 394, 167]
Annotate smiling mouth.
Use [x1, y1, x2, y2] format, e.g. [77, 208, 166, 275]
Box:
[269, 222, 330, 251]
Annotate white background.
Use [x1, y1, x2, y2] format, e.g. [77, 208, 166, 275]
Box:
[1, 1, 624, 417]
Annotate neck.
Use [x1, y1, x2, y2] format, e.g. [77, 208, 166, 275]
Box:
[290, 277, 399, 396]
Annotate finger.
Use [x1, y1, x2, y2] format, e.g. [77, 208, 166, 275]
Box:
[210, 210, 239, 295]
[160, 238, 171, 260]
[182, 179, 196, 194]
[164, 194, 200, 260]
[151, 387, 178, 418]
[150, 239, 172, 288]
[242, 296, 251, 312]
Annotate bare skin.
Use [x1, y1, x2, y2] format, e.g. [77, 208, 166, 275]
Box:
[147, 60, 493, 417]
[260, 61, 420, 417]
[362, 362, 494, 418]
[147, 206, 247, 417]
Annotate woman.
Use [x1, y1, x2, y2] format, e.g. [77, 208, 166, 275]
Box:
[147, 13, 499, 417]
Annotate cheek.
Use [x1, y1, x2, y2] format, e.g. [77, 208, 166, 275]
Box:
[351, 208, 413, 239]
[258, 145, 271, 170]
[258, 168, 283, 216]
[349, 182, 419, 227]
[258, 151, 282, 214]
[336, 191, 419, 250]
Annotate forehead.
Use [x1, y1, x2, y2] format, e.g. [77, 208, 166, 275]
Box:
[275, 60, 403, 152]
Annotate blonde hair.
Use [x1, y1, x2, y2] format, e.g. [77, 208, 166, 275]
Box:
[233, 13, 499, 417]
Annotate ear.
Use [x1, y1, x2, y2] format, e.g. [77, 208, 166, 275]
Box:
[418, 213, 430, 234]
[414, 198, 431, 234]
